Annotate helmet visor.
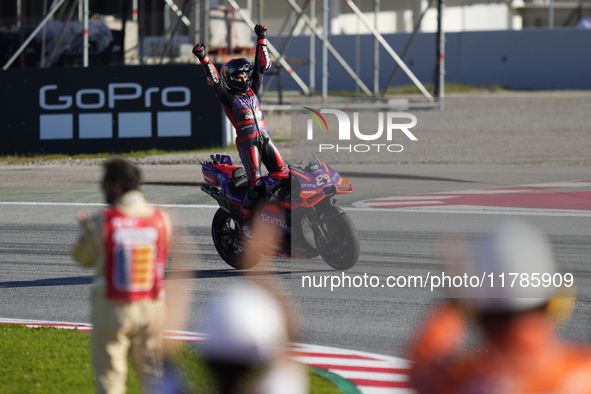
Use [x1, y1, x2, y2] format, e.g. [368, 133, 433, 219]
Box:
[224, 59, 254, 93]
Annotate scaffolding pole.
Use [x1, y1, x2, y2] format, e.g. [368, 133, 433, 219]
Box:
[199, 0, 208, 44]
[380, 0, 434, 96]
[343, 0, 434, 102]
[46, 0, 79, 67]
[2, 0, 69, 70]
[160, 0, 191, 63]
[17, 0, 22, 30]
[272, 0, 299, 48]
[139, 0, 145, 64]
[355, 0, 360, 95]
[191, 0, 200, 46]
[309, 0, 316, 93]
[41, 0, 49, 68]
[263, 0, 309, 91]
[227, 0, 311, 95]
[83, 0, 89, 67]
[373, 0, 379, 95]
[133, 0, 138, 21]
[286, 0, 372, 96]
[435, 0, 445, 110]
[323, 0, 328, 104]
[164, 0, 191, 27]
[156, 0, 190, 63]
[18, 0, 24, 67]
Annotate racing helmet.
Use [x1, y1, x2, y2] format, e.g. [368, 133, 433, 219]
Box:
[203, 284, 289, 366]
[221, 58, 254, 93]
[447, 220, 558, 313]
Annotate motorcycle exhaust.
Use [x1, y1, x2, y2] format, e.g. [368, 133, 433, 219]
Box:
[201, 184, 221, 197]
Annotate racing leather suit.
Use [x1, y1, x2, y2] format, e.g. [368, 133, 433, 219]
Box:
[198, 38, 286, 215]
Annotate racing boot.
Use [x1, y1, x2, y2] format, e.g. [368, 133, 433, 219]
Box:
[239, 182, 265, 240]
[238, 208, 256, 239]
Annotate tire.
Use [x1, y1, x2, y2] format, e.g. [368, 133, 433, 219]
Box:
[315, 213, 360, 270]
[211, 208, 261, 269]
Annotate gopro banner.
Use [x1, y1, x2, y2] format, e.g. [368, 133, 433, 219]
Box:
[0, 65, 223, 155]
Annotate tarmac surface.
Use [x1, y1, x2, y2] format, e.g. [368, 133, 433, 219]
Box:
[1, 91, 591, 360]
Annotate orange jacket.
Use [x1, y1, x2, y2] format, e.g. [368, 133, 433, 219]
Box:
[408, 303, 591, 394]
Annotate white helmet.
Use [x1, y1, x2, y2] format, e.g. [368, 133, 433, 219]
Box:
[450, 220, 556, 313]
[203, 284, 289, 365]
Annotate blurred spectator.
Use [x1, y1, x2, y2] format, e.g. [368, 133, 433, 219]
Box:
[202, 283, 307, 394]
[72, 158, 172, 394]
[408, 220, 591, 394]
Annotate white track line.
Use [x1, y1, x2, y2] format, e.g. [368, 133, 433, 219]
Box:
[0, 201, 218, 209]
[2, 201, 589, 217]
[346, 206, 591, 217]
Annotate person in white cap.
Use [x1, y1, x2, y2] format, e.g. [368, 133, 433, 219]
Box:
[408, 220, 591, 394]
[202, 283, 307, 394]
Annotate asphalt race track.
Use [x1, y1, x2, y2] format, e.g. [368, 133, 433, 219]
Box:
[2, 163, 591, 359]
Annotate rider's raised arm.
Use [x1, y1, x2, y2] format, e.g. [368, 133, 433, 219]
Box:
[193, 44, 233, 107]
[252, 24, 272, 96]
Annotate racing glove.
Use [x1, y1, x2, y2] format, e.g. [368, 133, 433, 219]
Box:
[254, 24, 268, 39]
[192, 43, 207, 61]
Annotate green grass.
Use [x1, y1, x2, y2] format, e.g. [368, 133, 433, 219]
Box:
[0, 324, 341, 394]
[310, 370, 347, 393]
[0, 143, 293, 165]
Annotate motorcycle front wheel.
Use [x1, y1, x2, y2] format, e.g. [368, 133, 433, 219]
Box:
[316, 213, 360, 270]
[211, 208, 261, 269]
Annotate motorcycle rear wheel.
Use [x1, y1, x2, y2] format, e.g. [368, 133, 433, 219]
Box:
[316, 213, 360, 270]
[211, 208, 261, 269]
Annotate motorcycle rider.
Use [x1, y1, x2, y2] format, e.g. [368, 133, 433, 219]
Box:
[192, 24, 287, 238]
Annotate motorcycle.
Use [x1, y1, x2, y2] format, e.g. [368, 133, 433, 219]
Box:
[200, 154, 360, 270]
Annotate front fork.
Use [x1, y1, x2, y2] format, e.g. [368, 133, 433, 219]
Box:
[305, 198, 341, 247]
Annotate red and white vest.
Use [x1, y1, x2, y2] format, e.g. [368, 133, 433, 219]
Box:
[102, 207, 169, 301]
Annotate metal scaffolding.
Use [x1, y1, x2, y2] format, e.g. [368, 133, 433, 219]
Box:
[3, 0, 69, 70]
[344, 0, 434, 102]
[287, 0, 372, 96]
[227, 0, 311, 95]
[226, 0, 441, 107]
[380, 0, 435, 97]
[2, 0, 92, 70]
[2, 0, 445, 109]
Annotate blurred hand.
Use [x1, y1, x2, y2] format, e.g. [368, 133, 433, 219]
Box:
[192, 43, 207, 60]
[254, 24, 267, 39]
[77, 210, 89, 224]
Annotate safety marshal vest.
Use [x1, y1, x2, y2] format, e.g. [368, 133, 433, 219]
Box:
[102, 207, 169, 301]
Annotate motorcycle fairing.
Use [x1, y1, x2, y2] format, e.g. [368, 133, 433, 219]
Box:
[292, 156, 353, 209]
[200, 159, 247, 205]
[201, 154, 349, 261]
[257, 203, 292, 257]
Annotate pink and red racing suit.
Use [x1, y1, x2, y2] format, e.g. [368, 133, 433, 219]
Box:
[198, 38, 286, 213]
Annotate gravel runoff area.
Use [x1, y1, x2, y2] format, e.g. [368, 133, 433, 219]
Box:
[3, 91, 590, 168]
